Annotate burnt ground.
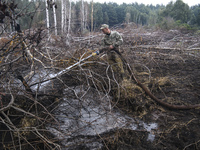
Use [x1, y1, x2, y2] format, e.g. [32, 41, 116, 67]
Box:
[1, 26, 200, 150]
[57, 28, 200, 150]
[106, 49, 200, 150]
[98, 29, 200, 150]
[49, 28, 200, 150]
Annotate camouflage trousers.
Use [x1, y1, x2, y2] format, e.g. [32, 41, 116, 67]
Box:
[107, 50, 127, 81]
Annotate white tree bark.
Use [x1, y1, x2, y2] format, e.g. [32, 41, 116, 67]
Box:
[45, 0, 50, 36]
[64, 0, 67, 33]
[53, 0, 57, 35]
[68, 0, 71, 35]
[81, 0, 85, 33]
[91, 0, 93, 32]
[84, 3, 88, 29]
[61, 0, 65, 34]
[66, 0, 72, 46]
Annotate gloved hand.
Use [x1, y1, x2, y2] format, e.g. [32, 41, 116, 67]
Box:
[92, 51, 99, 56]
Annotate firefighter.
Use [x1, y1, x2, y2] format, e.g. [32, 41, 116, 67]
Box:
[93, 24, 126, 81]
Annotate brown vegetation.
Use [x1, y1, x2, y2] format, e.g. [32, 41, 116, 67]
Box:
[1, 22, 200, 150]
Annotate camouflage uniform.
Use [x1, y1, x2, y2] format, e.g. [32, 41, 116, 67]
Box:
[101, 30, 123, 48]
[101, 30, 126, 81]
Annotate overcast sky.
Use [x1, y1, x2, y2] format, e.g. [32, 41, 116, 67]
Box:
[91, 0, 199, 7]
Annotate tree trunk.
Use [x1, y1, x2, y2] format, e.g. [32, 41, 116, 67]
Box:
[66, 0, 72, 46]
[91, 0, 93, 32]
[81, 0, 85, 33]
[68, 0, 71, 35]
[61, 0, 65, 34]
[53, 0, 57, 35]
[64, 0, 67, 33]
[84, 3, 88, 29]
[45, 0, 50, 36]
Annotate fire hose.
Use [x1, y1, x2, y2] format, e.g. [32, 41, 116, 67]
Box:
[30, 49, 200, 110]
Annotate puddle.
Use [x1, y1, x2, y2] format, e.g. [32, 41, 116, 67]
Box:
[47, 85, 158, 149]
[143, 122, 157, 142]
[16, 69, 157, 149]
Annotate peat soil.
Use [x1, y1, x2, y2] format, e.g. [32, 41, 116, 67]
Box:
[1, 26, 200, 150]
[50, 28, 200, 150]
[100, 29, 200, 150]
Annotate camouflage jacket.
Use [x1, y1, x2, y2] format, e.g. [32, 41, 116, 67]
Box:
[101, 31, 123, 48]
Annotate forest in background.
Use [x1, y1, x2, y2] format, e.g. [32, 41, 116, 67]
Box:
[2, 0, 200, 36]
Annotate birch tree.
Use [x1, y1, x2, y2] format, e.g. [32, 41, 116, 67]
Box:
[68, 0, 72, 35]
[66, 0, 72, 46]
[84, 3, 88, 29]
[61, 0, 66, 34]
[64, 0, 67, 33]
[53, 0, 57, 35]
[45, 0, 50, 36]
[91, 0, 93, 32]
[81, 0, 85, 33]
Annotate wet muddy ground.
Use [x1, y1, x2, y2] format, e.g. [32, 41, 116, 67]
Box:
[49, 29, 200, 149]
[1, 27, 200, 150]
[46, 28, 200, 150]
[99, 29, 200, 150]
